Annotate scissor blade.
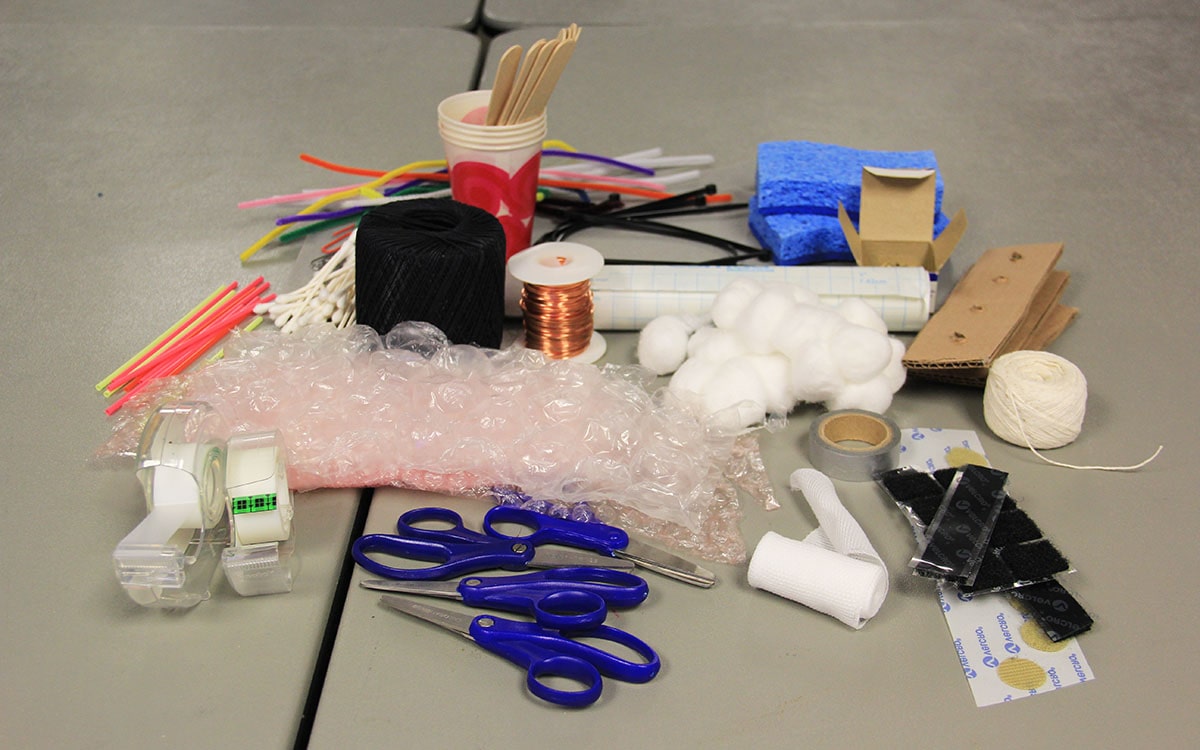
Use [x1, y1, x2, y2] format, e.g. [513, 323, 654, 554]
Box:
[360, 579, 461, 599]
[616, 539, 717, 588]
[379, 595, 474, 637]
[528, 547, 636, 570]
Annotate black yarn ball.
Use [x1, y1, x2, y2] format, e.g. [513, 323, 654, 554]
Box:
[355, 198, 507, 347]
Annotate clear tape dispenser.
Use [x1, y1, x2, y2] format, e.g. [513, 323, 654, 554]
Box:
[112, 402, 229, 609]
[221, 430, 296, 596]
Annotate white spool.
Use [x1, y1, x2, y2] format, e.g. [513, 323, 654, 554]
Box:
[507, 242, 607, 363]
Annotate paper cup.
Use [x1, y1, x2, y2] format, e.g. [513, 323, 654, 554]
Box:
[438, 89, 546, 260]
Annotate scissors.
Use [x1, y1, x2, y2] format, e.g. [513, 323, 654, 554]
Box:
[352, 506, 633, 581]
[482, 505, 718, 588]
[361, 566, 649, 630]
[379, 595, 660, 707]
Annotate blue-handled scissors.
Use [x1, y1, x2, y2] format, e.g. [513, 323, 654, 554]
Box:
[482, 505, 718, 588]
[352, 507, 633, 580]
[379, 595, 660, 707]
[360, 567, 649, 630]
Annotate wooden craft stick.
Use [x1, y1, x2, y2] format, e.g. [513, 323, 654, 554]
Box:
[505, 38, 558, 124]
[486, 45, 523, 126]
[499, 38, 546, 125]
[517, 36, 577, 122]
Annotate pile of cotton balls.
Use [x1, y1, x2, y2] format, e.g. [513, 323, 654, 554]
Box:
[637, 279, 907, 431]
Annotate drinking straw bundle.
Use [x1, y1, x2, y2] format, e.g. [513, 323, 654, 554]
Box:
[97, 278, 274, 414]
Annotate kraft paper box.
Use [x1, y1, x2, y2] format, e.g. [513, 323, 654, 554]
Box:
[838, 166, 968, 274]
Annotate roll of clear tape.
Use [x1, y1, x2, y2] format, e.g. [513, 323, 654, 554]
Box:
[808, 409, 901, 482]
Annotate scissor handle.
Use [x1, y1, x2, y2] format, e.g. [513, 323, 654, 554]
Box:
[351, 533, 534, 580]
[483, 506, 630, 555]
[458, 568, 648, 629]
[395, 507, 492, 544]
[470, 615, 660, 708]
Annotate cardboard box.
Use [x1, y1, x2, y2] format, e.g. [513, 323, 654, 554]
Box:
[838, 166, 968, 273]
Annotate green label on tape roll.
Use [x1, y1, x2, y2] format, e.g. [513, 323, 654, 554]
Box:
[232, 493, 278, 515]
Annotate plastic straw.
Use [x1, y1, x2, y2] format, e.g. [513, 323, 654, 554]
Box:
[95, 283, 231, 392]
[102, 283, 240, 395]
[107, 279, 268, 394]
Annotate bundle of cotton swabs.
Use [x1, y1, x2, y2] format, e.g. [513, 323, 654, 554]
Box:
[255, 229, 357, 333]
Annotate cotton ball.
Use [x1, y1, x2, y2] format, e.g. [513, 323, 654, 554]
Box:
[710, 279, 763, 329]
[740, 353, 794, 415]
[734, 285, 799, 354]
[689, 326, 748, 365]
[772, 304, 839, 356]
[830, 325, 894, 383]
[835, 297, 889, 335]
[825, 377, 895, 414]
[700, 359, 769, 430]
[638, 314, 696, 375]
[668, 357, 719, 399]
[784, 339, 845, 404]
[880, 338, 908, 392]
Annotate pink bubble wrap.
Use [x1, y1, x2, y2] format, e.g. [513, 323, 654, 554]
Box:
[97, 323, 762, 562]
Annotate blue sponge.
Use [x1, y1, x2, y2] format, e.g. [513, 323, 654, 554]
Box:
[751, 141, 946, 265]
[751, 196, 951, 266]
[755, 141, 943, 218]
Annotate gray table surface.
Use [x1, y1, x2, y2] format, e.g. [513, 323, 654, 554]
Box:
[4, 3, 1199, 749]
[0, 13, 479, 749]
[312, 15, 1200, 750]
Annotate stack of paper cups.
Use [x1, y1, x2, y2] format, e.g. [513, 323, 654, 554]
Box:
[438, 89, 547, 260]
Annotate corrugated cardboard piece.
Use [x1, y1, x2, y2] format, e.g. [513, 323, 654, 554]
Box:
[903, 242, 1079, 386]
[838, 166, 968, 272]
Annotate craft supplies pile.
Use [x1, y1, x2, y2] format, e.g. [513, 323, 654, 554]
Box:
[94, 23, 1163, 709]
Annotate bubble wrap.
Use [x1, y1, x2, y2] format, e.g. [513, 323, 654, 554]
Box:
[97, 322, 758, 561]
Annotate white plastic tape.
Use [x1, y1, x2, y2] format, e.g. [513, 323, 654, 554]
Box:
[226, 433, 292, 546]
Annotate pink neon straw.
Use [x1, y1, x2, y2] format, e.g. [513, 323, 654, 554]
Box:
[105, 281, 239, 393]
[112, 279, 268, 392]
[106, 287, 272, 415]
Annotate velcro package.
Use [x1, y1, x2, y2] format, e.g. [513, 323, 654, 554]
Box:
[878, 464, 1087, 641]
[908, 465, 1009, 587]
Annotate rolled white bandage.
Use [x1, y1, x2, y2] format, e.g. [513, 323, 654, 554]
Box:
[747, 468, 888, 629]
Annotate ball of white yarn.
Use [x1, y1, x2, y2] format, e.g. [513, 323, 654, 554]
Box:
[984, 351, 1087, 449]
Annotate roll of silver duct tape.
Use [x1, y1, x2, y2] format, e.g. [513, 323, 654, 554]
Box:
[808, 409, 901, 482]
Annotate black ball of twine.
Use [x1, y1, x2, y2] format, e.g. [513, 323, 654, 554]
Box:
[355, 198, 507, 348]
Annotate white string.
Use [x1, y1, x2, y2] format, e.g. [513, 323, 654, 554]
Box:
[983, 350, 1162, 471]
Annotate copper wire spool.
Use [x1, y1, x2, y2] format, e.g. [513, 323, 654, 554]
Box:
[520, 279, 595, 359]
[508, 242, 607, 363]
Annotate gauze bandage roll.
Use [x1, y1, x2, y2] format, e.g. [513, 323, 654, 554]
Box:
[747, 468, 889, 629]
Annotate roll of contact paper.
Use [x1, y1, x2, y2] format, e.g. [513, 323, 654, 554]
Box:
[588, 264, 931, 332]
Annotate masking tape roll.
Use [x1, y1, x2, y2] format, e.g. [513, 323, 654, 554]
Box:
[808, 409, 901, 482]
